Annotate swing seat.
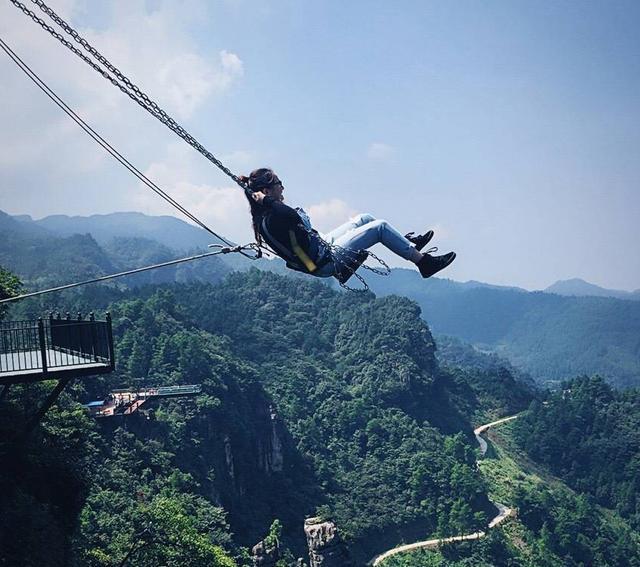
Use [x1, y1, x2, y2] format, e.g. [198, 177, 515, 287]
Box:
[334, 250, 368, 285]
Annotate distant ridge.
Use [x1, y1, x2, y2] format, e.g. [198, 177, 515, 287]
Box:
[544, 278, 640, 301]
[17, 211, 220, 251]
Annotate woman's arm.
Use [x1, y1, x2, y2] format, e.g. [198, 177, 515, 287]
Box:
[260, 195, 301, 224]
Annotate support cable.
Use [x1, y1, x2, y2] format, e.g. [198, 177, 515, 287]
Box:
[0, 36, 236, 249]
[8, 0, 250, 192]
[0, 245, 259, 305]
[4, 0, 393, 292]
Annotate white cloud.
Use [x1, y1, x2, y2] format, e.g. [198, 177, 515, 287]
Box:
[158, 50, 244, 119]
[367, 142, 395, 161]
[0, 0, 243, 170]
[220, 50, 244, 78]
[306, 198, 357, 233]
[130, 180, 250, 243]
[128, 141, 254, 244]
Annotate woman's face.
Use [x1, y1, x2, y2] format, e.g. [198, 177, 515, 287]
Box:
[265, 180, 284, 202]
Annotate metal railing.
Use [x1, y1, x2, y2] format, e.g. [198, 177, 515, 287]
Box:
[156, 384, 202, 396]
[0, 313, 114, 376]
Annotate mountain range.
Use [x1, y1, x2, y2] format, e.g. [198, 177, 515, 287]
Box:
[13, 211, 219, 251]
[2, 209, 639, 388]
[12, 211, 639, 299]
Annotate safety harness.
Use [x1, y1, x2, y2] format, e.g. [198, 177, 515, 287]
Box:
[260, 217, 333, 275]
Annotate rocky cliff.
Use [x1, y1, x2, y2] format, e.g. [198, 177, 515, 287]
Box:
[251, 539, 280, 566]
[304, 517, 353, 567]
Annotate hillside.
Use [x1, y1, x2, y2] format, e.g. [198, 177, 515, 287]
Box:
[1, 271, 538, 566]
[0, 210, 232, 291]
[379, 417, 640, 566]
[513, 375, 640, 530]
[2, 210, 292, 291]
[369, 270, 640, 389]
[17, 211, 219, 251]
[3, 269, 640, 566]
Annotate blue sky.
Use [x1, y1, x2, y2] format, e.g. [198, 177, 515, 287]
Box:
[1, 0, 639, 290]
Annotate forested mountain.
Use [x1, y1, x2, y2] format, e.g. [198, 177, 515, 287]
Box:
[0, 210, 232, 289]
[384, 416, 640, 567]
[370, 270, 640, 389]
[16, 211, 218, 251]
[1, 270, 536, 566]
[435, 336, 537, 424]
[3, 266, 640, 566]
[5, 208, 640, 388]
[513, 375, 640, 530]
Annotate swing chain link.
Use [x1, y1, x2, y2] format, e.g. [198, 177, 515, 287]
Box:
[328, 244, 391, 293]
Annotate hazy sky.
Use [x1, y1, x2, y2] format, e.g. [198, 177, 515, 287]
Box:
[1, 0, 639, 291]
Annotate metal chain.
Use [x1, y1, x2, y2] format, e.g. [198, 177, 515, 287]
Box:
[0, 34, 245, 252]
[9, 0, 247, 190]
[330, 245, 391, 292]
[31, 0, 246, 187]
[8, 0, 393, 291]
[8, 1, 151, 118]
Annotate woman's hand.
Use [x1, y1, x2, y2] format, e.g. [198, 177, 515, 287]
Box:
[251, 191, 266, 204]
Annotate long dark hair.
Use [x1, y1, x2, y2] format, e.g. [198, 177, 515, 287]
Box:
[241, 168, 280, 246]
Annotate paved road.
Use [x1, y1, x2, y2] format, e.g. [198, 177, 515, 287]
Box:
[369, 414, 519, 566]
[474, 415, 519, 456]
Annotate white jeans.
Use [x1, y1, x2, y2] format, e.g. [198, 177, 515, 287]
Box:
[316, 213, 419, 277]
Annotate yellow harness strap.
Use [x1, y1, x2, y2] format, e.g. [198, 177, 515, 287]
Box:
[289, 230, 317, 272]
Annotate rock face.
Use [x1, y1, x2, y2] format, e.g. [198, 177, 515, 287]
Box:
[304, 517, 353, 567]
[258, 405, 284, 474]
[251, 539, 280, 567]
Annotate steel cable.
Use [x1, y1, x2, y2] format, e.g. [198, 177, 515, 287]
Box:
[8, 0, 249, 191]
[0, 245, 260, 305]
[0, 35, 236, 248]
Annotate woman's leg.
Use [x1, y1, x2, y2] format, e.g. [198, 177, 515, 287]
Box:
[332, 218, 422, 263]
[322, 213, 377, 244]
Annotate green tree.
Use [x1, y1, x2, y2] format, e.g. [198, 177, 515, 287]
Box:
[0, 265, 21, 319]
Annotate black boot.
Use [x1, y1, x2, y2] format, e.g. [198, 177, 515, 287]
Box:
[405, 230, 434, 251]
[417, 251, 456, 278]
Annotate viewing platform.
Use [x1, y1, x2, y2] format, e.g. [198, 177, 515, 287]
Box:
[86, 384, 202, 417]
[0, 313, 115, 385]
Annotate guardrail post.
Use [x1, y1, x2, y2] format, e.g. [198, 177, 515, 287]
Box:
[106, 312, 115, 371]
[37, 317, 48, 376]
[89, 312, 98, 361]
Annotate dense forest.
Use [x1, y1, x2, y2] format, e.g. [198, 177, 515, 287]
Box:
[2, 254, 640, 565]
[0, 210, 232, 290]
[379, 380, 640, 567]
[513, 375, 640, 530]
[1, 268, 537, 566]
[380, 484, 640, 567]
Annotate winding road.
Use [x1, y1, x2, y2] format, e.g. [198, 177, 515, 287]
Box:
[369, 414, 519, 566]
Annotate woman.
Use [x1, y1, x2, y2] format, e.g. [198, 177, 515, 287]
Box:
[241, 168, 456, 284]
